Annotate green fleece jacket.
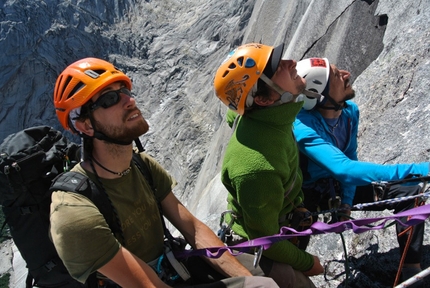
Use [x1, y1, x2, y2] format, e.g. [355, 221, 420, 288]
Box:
[222, 103, 314, 272]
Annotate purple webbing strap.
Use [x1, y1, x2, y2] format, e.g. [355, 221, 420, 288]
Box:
[174, 204, 430, 259]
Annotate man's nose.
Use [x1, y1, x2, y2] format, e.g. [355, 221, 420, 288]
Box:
[122, 92, 136, 108]
[286, 59, 297, 67]
[340, 70, 351, 80]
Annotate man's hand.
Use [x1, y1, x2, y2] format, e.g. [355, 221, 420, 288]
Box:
[303, 255, 324, 276]
[339, 203, 351, 222]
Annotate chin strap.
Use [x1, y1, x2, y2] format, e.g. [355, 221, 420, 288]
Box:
[259, 74, 322, 107]
[318, 94, 347, 111]
[301, 89, 321, 99]
[134, 137, 145, 152]
[259, 74, 294, 105]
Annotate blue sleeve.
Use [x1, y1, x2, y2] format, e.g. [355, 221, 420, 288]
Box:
[340, 106, 359, 204]
[294, 110, 429, 205]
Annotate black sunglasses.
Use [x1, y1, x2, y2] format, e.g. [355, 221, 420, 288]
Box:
[89, 87, 133, 111]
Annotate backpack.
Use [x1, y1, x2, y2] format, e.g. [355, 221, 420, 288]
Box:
[0, 126, 84, 287]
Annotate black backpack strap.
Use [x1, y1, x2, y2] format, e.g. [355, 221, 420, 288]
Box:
[131, 153, 176, 243]
[50, 172, 122, 236]
[132, 153, 154, 190]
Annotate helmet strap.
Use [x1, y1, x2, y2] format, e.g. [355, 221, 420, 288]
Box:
[318, 94, 346, 111]
[302, 89, 322, 100]
[259, 74, 295, 105]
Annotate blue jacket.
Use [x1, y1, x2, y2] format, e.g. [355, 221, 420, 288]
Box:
[293, 100, 429, 205]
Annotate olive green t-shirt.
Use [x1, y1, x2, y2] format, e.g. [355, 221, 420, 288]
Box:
[50, 153, 176, 283]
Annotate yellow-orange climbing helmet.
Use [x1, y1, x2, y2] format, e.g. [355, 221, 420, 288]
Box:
[53, 57, 132, 132]
[213, 43, 284, 115]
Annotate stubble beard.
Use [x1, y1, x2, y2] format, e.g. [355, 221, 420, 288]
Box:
[294, 78, 307, 96]
[343, 90, 356, 102]
[94, 116, 149, 144]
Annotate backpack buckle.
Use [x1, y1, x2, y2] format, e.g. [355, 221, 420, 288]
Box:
[19, 206, 32, 215]
[44, 260, 57, 272]
[11, 162, 21, 172]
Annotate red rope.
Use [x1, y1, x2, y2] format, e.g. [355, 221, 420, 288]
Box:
[393, 196, 425, 287]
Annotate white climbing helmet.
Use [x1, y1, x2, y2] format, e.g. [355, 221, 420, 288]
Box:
[296, 58, 330, 110]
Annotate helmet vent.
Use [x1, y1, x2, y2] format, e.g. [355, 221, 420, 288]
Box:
[237, 56, 244, 67]
[244, 58, 256, 68]
[69, 81, 85, 99]
[228, 63, 236, 69]
[84, 69, 105, 79]
[60, 76, 72, 99]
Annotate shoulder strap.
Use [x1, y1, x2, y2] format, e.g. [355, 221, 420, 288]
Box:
[50, 171, 122, 236]
[231, 113, 240, 131]
[131, 153, 154, 191]
[131, 152, 176, 243]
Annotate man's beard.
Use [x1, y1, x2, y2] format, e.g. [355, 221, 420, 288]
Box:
[342, 79, 355, 102]
[296, 81, 307, 96]
[93, 115, 149, 144]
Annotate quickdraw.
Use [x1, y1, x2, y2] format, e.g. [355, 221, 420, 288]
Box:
[217, 210, 236, 243]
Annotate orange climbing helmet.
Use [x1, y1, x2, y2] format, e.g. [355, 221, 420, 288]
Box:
[213, 43, 284, 115]
[53, 57, 132, 132]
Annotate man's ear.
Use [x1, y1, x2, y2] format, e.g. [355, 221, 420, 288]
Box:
[254, 95, 276, 106]
[74, 119, 94, 137]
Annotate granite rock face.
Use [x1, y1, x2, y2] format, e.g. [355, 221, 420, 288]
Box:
[1, 0, 429, 287]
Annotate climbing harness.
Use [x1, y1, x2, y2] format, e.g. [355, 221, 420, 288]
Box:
[218, 206, 313, 247]
[217, 210, 264, 268]
[151, 242, 190, 285]
[302, 178, 343, 223]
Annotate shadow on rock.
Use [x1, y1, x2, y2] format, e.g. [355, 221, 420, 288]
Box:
[323, 245, 430, 287]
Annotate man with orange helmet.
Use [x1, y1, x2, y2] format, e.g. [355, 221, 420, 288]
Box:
[214, 43, 324, 288]
[50, 57, 279, 288]
[294, 58, 427, 286]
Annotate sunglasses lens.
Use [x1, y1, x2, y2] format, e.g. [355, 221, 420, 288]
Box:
[90, 88, 132, 111]
[99, 91, 120, 108]
[120, 88, 132, 97]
